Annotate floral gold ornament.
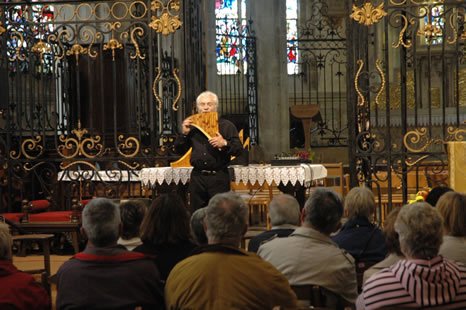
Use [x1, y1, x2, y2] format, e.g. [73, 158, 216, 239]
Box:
[9, 29, 26, 62]
[103, 22, 124, 61]
[149, 0, 182, 35]
[66, 43, 88, 64]
[31, 40, 51, 59]
[9, 136, 44, 160]
[58, 121, 105, 159]
[350, 2, 387, 27]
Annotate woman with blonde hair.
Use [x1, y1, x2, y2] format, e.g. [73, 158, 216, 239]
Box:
[437, 191, 466, 264]
[332, 186, 387, 264]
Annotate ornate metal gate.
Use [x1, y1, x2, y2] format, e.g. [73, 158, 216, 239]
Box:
[347, 0, 466, 213]
[0, 0, 204, 212]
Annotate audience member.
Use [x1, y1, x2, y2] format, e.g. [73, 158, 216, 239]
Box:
[357, 202, 466, 310]
[133, 193, 197, 282]
[117, 200, 146, 250]
[190, 207, 208, 245]
[425, 185, 453, 207]
[437, 191, 466, 264]
[362, 207, 404, 284]
[258, 187, 357, 307]
[56, 198, 164, 310]
[0, 223, 50, 310]
[248, 194, 299, 253]
[332, 186, 387, 263]
[165, 191, 298, 309]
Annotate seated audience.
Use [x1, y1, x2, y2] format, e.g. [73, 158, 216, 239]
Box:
[165, 191, 298, 310]
[248, 194, 299, 253]
[56, 198, 164, 310]
[332, 186, 386, 264]
[437, 191, 466, 264]
[425, 185, 453, 207]
[0, 223, 50, 310]
[258, 187, 357, 307]
[117, 200, 146, 250]
[133, 193, 197, 282]
[357, 202, 466, 310]
[190, 207, 208, 245]
[362, 207, 404, 284]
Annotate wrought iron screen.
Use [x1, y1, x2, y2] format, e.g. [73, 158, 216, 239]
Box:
[347, 0, 466, 217]
[0, 0, 203, 212]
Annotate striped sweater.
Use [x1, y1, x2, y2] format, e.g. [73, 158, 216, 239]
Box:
[357, 256, 466, 309]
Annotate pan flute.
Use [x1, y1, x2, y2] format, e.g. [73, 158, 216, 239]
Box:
[187, 112, 219, 139]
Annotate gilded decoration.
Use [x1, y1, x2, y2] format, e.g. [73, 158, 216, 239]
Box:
[103, 22, 124, 61]
[355, 60, 365, 107]
[66, 43, 88, 64]
[403, 126, 466, 154]
[130, 27, 146, 60]
[117, 135, 140, 158]
[350, 2, 387, 27]
[0, 23, 5, 35]
[153, 66, 163, 110]
[375, 59, 385, 106]
[172, 68, 182, 111]
[149, 0, 182, 35]
[31, 41, 51, 59]
[9, 136, 44, 160]
[58, 121, 106, 159]
[392, 14, 414, 49]
[9, 30, 25, 62]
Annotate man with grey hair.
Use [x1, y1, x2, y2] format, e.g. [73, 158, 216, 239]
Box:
[357, 202, 466, 310]
[258, 187, 357, 307]
[56, 198, 164, 310]
[165, 191, 298, 309]
[248, 194, 300, 253]
[190, 207, 208, 245]
[174, 91, 243, 213]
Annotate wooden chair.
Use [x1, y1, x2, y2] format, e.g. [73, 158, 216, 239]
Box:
[12, 234, 54, 296]
[322, 163, 346, 197]
[290, 284, 353, 310]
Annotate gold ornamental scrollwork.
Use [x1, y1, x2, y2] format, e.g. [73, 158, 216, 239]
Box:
[9, 29, 26, 62]
[117, 135, 140, 158]
[60, 161, 98, 171]
[447, 12, 458, 45]
[172, 68, 182, 111]
[403, 128, 443, 153]
[130, 27, 146, 60]
[152, 66, 163, 110]
[350, 2, 387, 27]
[392, 14, 414, 49]
[355, 60, 365, 107]
[149, 0, 183, 35]
[24, 162, 46, 172]
[374, 59, 385, 106]
[446, 126, 466, 141]
[118, 160, 140, 170]
[58, 121, 105, 159]
[9, 136, 44, 160]
[0, 21, 5, 35]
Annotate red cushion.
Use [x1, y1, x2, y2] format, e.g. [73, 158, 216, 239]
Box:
[30, 200, 50, 212]
[29, 211, 73, 222]
[80, 199, 92, 207]
[1, 213, 23, 223]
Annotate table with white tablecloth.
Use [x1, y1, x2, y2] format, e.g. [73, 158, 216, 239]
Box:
[140, 164, 327, 206]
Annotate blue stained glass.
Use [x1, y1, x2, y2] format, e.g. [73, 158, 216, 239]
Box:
[286, 0, 298, 74]
[424, 5, 444, 45]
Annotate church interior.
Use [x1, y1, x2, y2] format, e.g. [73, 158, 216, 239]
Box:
[1, 0, 466, 308]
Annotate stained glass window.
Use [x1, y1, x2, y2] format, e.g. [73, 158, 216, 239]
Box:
[287, 0, 298, 74]
[5, 2, 55, 72]
[216, 0, 247, 75]
[424, 4, 444, 45]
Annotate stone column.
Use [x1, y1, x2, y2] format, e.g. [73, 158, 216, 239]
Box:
[248, 0, 289, 162]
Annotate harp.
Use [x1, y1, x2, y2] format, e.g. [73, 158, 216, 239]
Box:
[187, 112, 219, 139]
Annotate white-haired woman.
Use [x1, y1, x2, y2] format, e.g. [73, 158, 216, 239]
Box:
[357, 202, 466, 309]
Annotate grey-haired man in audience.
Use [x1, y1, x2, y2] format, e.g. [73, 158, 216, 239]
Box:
[258, 187, 357, 308]
[165, 191, 298, 309]
[56, 198, 164, 310]
[248, 194, 300, 253]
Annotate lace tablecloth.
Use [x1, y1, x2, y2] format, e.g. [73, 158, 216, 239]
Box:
[140, 164, 327, 187]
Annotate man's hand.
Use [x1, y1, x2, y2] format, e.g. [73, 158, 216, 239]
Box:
[209, 132, 227, 148]
[182, 118, 193, 135]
